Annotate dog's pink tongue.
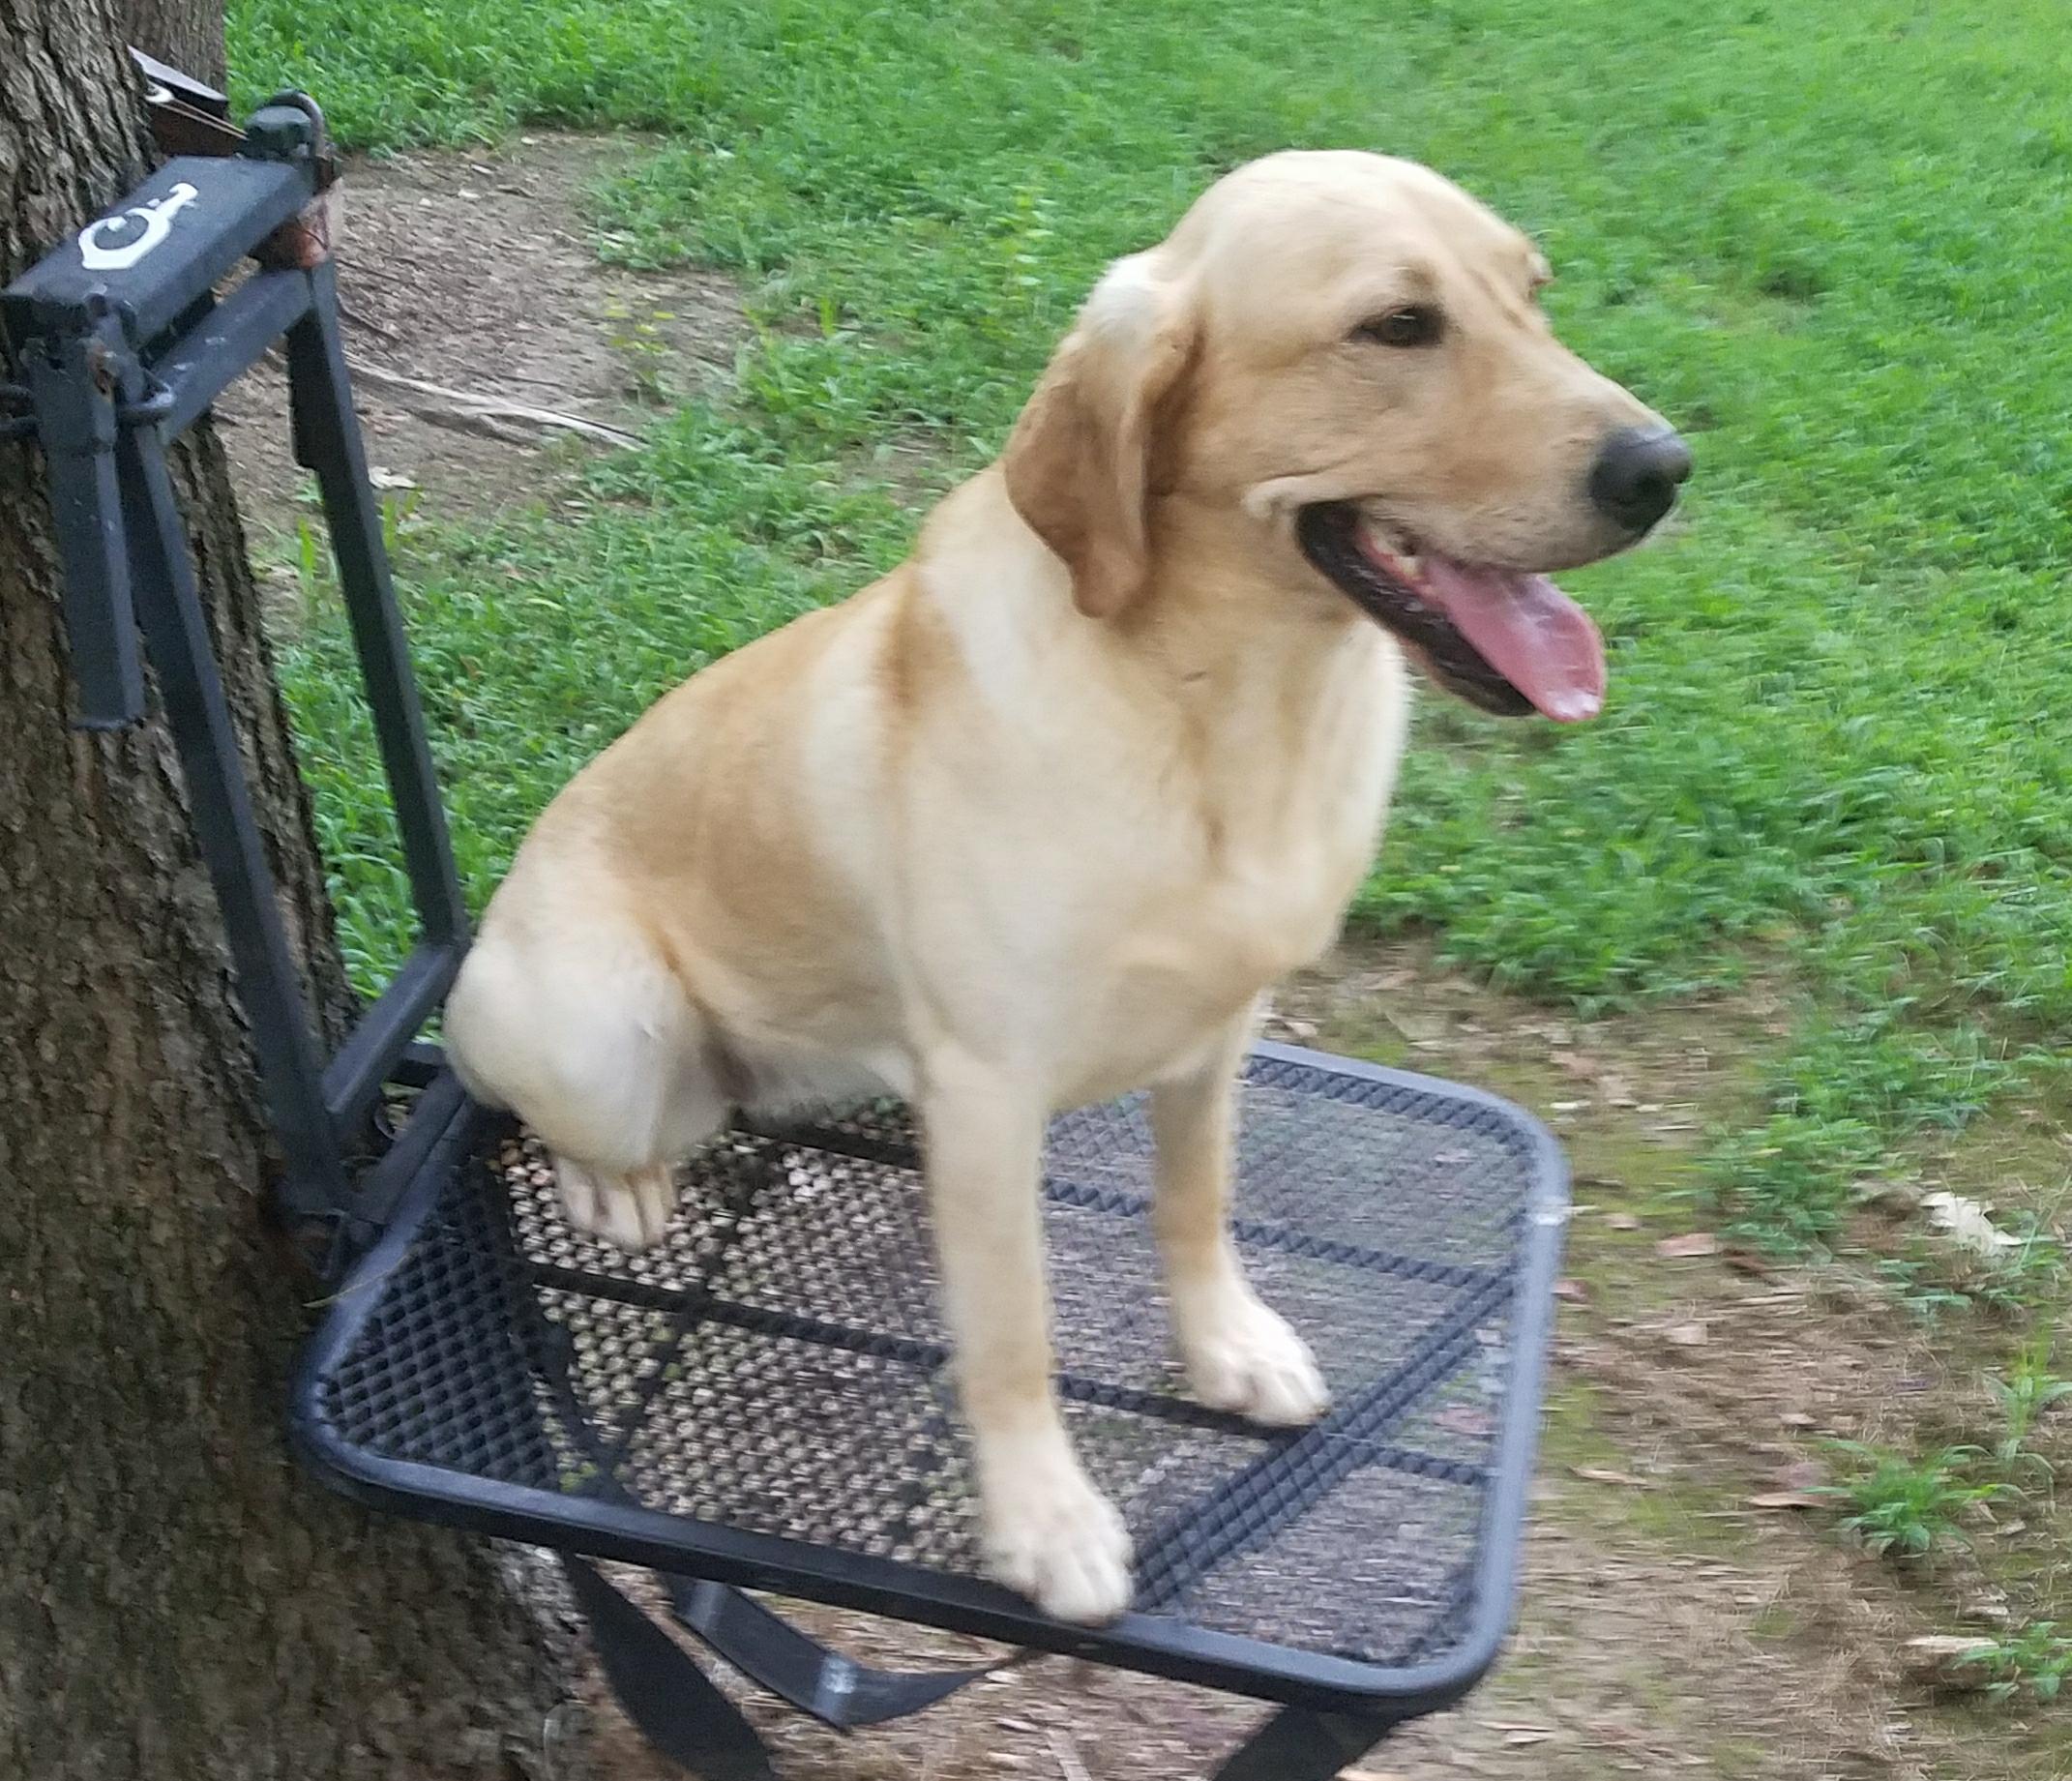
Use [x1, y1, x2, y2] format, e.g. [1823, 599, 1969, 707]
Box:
[1419, 555, 1607, 722]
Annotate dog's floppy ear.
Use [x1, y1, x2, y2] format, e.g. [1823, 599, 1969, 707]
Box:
[1003, 253, 1196, 619]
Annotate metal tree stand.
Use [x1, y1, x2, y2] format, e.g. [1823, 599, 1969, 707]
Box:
[2, 96, 1570, 1781]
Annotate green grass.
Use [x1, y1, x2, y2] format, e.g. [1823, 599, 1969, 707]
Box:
[1821, 1441, 2012, 1561]
[1992, 1334, 2072, 1470]
[229, 0, 2072, 1249]
[1964, 1621, 2072, 1705]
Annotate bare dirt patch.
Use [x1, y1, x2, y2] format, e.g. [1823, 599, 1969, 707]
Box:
[215, 133, 746, 545]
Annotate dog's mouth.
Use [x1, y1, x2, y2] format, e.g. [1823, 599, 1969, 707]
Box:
[1295, 503, 1607, 722]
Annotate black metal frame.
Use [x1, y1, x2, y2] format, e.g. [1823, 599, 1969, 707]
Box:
[295, 1049, 1566, 1717]
[1, 102, 467, 1263]
[3, 103, 1569, 1781]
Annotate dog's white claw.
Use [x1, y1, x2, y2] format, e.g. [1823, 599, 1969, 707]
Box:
[553, 1155, 604, 1232]
[980, 1445, 1134, 1625]
[596, 1185, 650, 1251]
[1180, 1293, 1330, 1428]
[554, 1156, 677, 1251]
[626, 1163, 678, 1247]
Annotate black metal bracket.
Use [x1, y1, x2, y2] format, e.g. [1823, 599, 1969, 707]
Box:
[573, 1554, 1399, 1780]
[130, 47, 249, 159]
[1, 97, 467, 1272]
[669, 1576, 1012, 1728]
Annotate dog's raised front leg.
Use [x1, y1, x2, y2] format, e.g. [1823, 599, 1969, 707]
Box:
[920, 1052, 1132, 1624]
[1152, 1018, 1329, 1426]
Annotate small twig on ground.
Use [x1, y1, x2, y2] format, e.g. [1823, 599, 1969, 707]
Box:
[344, 358, 638, 449]
[1047, 1726, 1093, 1781]
[336, 298, 402, 345]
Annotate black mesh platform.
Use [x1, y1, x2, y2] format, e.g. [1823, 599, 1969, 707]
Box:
[294, 1041, 1566, 1712]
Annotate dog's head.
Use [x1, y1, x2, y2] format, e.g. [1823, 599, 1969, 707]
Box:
[1002, 151, 1689, 721]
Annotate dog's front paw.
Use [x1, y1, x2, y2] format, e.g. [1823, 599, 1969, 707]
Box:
[1177, 1290, 1330, 1427]
[553, 1157, 676, 1251]
[978, 1438, 1134, 1624]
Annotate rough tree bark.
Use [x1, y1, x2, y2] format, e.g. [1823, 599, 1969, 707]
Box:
[123, 0, 226, 90]
[0, 9, 563, 1777]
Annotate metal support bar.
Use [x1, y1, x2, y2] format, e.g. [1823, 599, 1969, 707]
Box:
[285, 259, 469, 949]
[114, 411, 351, 1219]
[153, 267, 313, 437]
[1210, 1707, 1398, 1781]
[19, 313, 144, 726]
[561, 1557, 776, 1781]
[322, 939, 464, 1132]
[346, 1066, 470, 1238]
[668, 1576, 1007, 1728]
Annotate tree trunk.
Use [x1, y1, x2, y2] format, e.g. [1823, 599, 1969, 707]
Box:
[124, 0, 226, 90]
[0, 9, 563, 1776]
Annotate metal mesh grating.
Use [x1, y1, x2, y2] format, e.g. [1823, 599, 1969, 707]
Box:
[308, 1048, 1560, 1679]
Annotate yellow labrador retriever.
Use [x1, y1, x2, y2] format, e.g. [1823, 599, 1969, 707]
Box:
[447, 151, 1688, 1623]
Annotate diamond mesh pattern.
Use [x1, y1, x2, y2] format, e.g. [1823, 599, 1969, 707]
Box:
[311, 1052, 1556, 1674]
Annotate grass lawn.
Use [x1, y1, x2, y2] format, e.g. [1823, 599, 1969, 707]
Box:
[227, 0, 2072, 1258]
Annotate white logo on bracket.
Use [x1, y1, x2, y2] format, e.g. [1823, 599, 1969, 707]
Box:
[77, 182, 199, 272]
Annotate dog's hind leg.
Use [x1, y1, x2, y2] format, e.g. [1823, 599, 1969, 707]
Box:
[447, 917, 728, 1250]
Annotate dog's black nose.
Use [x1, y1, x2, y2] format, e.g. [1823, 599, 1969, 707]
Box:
[1588, 427, 1692, 533]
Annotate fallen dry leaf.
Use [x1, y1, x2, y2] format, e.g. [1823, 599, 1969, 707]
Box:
[1554, 1277, 1590, 1303]
[1746, 1490, 1825, 1510]
[1655, 1232, 1720, 1259]
[1604, 1212, 1642, 1232]
[1921, 1191, 2019, 1256]
[1665, 1320, 1709, 1347]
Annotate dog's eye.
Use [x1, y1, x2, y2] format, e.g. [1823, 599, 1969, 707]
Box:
[1353, 305, 1444, 348]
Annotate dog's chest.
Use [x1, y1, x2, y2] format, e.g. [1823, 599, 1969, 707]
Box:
[1038, 784, 1383, 1110]
[1083, 674, 1407, 1054]
[1136, 786, 1378, 993]
[893, 613, 1409, 1093]
[1181, 643, 1405, 961]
